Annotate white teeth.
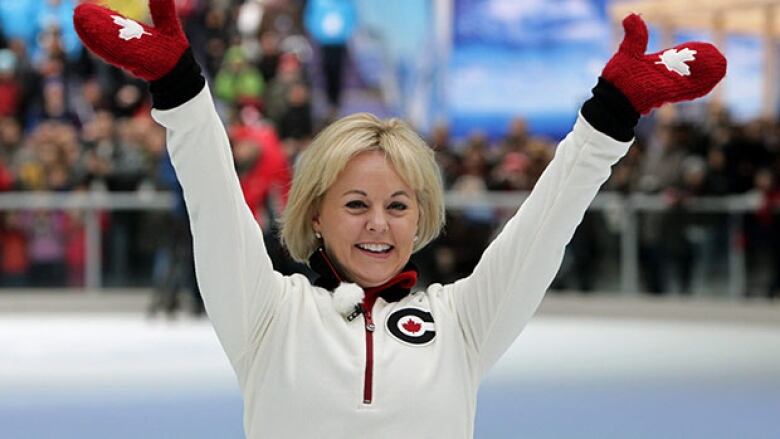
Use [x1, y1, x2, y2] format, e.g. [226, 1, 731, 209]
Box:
[357, 243, 392, 253]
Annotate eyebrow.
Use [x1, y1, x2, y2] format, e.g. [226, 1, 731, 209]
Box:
[341, 190, 411, 198]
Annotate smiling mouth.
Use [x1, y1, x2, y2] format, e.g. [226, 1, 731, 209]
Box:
[355, 243, 394, 254]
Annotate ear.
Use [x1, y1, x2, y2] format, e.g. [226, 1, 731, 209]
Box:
[312, 211, 321, 232]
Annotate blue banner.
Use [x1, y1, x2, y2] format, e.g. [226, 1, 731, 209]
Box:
[449, 0, 612, 139]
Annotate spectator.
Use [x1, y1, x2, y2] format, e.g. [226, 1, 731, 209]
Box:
[228, 103, 307, 277]
[277, 82, 313, 158]
[304, 0, 356, 115]
[0, 151, 12, 191]
[659, 157, 709, 295]
[63, 208, 85, 287]
[0, 50, 21, 118]
[71, 77, 108, 123]
[723, 121, 772, 193]
[497, 117, 530, 158]
[744, 168, 780, 299]
[110, 81, 147, 118]
[229, 105, 292, 225]
[429, 122, 459, 189]
[523, 139, 554, 189]
[258, 30, 282, 83]
[0, 21, 7, 49]
[0, 117, 23, 170]
[606, 137, 646, 193]
[146, 123, 203, 316]
[236, 0, 263, 58]
[214, 45, 265, 107]
[16, 206, 68, 287]
[0, 217, 28, 286]
[703, 147, 732, 195]
[638, 123, 689, 193]
[636, 123, 687, 294]
[551, 211, 602, 292]
[0, 143, 27, 288]
[6, 38, 37, 128]
[264, 52, 306, 124]
[36, 79, 80, 127]
[0, 1, 38, 55]
[81, 110, 144, 284]
[489, 152, 529, 191]
[200, 3, 231, 78]
[449, 142, 496, 280]
[33, 0, 82, 63]
[81, 111, 144, 190]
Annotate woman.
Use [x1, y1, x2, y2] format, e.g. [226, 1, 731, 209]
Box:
[73, 2, 725, 437]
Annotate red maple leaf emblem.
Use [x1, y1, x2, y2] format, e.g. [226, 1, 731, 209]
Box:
[402, 318, 422, 334]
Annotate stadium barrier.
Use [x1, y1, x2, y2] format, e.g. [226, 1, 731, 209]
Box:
[0, 191, 763, 296]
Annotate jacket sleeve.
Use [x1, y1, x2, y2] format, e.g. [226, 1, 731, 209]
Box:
[151, 84, 285, 372]
[445, 114, 632, 376]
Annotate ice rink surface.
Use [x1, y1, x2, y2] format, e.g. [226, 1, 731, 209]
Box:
[2, 296, 779, 438]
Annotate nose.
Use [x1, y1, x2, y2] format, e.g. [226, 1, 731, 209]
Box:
[366, 207, 389, 233]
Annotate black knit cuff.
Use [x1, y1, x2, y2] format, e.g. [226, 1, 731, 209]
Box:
[149, 47, 206, 110]
[580, 77, 639, 142]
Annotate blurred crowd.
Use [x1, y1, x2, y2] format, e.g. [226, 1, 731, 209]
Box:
[418, 110, 780, 299]
[0, 0, 778, 304]
[606, 113, 780, 298]
[0, 0, 316, 313]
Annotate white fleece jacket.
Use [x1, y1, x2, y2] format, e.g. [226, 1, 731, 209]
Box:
[151, 84, 631, 438]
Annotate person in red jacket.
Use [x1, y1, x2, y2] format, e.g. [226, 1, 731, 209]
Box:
[0, 49, 21, 118]
[228, 103, 305, 275]
[228, 105, 291, 227]
[0, 153, 26, 286]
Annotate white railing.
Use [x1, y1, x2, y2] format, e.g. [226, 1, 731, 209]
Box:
[0, 191, 764, 296]
[0, 191, 176, 291]
[447, 191, 762, 298]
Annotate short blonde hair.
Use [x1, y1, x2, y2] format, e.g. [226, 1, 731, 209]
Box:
[280, 113, 445, 263]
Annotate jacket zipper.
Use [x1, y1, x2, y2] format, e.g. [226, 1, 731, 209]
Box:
[357, 274, 417, 405]
[362, 305, 375, 404]
[317, 248, 408, 406]
[318, 246, 376, 405]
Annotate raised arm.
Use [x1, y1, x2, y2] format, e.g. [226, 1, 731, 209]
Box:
[446, 14, 727, 375]
[73, 0, 284, 371]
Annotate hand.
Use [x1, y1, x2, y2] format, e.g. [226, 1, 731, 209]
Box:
[602, 14, 727, 115]
[73, 0, 189, 81]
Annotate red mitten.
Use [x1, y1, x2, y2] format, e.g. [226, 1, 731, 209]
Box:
[73, 0, 189, 81]
[602, 14, 727, 115]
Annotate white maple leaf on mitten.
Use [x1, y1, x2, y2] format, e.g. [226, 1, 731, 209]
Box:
[655, 47, 697, 76]
[111, 15, 151, 41]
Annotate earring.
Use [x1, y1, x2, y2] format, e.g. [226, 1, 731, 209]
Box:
[413, 235, 419, 242]
[315, 231, 322, 239]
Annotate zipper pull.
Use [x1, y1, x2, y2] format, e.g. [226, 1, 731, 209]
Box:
[364, 309, 375, 332]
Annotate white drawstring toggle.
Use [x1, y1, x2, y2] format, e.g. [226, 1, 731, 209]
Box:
[332, 283, 364, 321]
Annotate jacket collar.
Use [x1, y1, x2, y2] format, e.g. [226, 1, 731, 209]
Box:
[309, 247, 418, 303]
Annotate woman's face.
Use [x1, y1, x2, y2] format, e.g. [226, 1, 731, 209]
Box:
[313, 151, 419, 288]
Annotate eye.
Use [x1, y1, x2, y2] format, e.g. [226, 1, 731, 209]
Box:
[345, 200, 368, 209]
[388, 202, 408, 211]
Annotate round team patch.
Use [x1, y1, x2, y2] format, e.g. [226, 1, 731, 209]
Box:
[386, 308, 436, 346]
